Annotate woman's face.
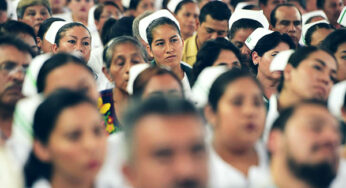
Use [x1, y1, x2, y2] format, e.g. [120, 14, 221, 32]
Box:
[285, 50, 337, 101]
[135, 0, 155, 17]
[213, 49, 241, 69]
[108, 42, 146, 92]
[49, 0, 67, 12]
[68, 0, 94, 19]
[175, 2, 199, 39]
[44, 63, 99, 101]
[43, 102, 107, 182]
[148, 24, 184, 69]
[54, 26, 91, 62]
[142, 74, 183, 99]
[19, 5, 51, 34]
[255, 42, 290, 80]
[334, 42, 346, 81]
[209, 77, 266, 148]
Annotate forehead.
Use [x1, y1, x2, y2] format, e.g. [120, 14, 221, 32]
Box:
[300, 50, 337, 70]
[113, 42, 141, 57]
[63, 26, 90, 37]
[202, 15, 228, 29]
[276, 6, 301, 19]
[25, 5, 49, 12]
[0, 45, 31, 65]
[152, 24, 179, 39]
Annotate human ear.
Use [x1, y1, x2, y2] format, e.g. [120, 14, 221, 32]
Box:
[204, 105, 217, 129]
[252, 51, 260, 66]
[33, 140, 51, 162]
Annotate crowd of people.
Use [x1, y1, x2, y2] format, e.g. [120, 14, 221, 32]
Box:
[0, 0, 345, 187]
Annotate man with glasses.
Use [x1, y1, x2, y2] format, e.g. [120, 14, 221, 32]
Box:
[0, 35, 34, 140]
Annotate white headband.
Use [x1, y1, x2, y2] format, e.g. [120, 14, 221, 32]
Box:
[45, 21, 69, 44]
[302, 10, 328, 25]
[229, 9, 269, 30]
[127, 63, 150, 95]
[167, 0, 183, 13]
[139, 9, 181, 44]
[245, 28, 273, 51]
[270, 50, 295, 72]
[337, 6, 346, 27]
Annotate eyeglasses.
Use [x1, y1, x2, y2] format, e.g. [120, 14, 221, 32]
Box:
[0, 61, 28, 75]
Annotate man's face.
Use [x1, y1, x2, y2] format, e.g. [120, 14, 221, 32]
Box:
[124, 114, 208, 188]
[279, 104, 341, 187]
[260, 0, 287, 20]
[323, 0, 344, 26]
[272, 6, 302, 46]
[196, 15, 228, 49]
[0, 45, 32, 108]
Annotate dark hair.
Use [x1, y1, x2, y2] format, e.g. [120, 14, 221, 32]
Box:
[277, 46, 335, 92]
[1, 20, 36, 44]
[270, 3, 301, 27]
[229, 19, 263, 39]
[107, 16, 134, 40]
[271, 99, 328, 131]
[259, 0, 268, 5]
[316, 0, 325, 9]
[54, 22, 91, 46]
[288, 0, 306, 9]
[0, 0, 7, 11]
[320, 29, 346, 54]
[174, 0, 196, 14]
[24, 89, 97, 187]
[94, 1, 120, 21]
[37, 17, 65, 40]
[103, 36, 147, 69]
[132, 66, 184, 98]
[146, 17, 181, 46]
[101, 18, 117, 45]
[0, 34, 35, 57]
[208, 68, 263, 111]
[199, 1, 231, 24]
[36, 53, 91, 93]
[251, 32, 295, 75]
[129, 0, 142, 10]
[192, 38, 242, 83]
[304, 22, 334, 46]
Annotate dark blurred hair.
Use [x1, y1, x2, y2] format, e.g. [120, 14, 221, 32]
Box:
[101, 18, 117, 45]
[1, 20, 36, 44]
[229, 19, 263, 39]
[199, 1, 231, 24]
[304, 22, 334, 46]
[94, 1, 120, 21]
[107, 16, 134, 40]
[0, 0, 7, 11]
[320, 29, 346, 54]
[0, 34, 35, 57]
[174, 0, 196, 14]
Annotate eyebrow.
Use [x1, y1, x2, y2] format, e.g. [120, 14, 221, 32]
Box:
[314, 58, 337, 74]
[169, 35, 178, 40]
[66, 35, 91, 40]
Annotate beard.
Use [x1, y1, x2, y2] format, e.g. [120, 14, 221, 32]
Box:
[287, 155, 338, 188]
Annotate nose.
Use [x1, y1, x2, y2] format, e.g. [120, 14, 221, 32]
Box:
[166, 43, 174, 53]
[288, 23, 296, 33]
[10, 67, 25, 82]
[173, 154, 198, 179]
[35, 13, 43, 21]
[242, 102, 257, 118]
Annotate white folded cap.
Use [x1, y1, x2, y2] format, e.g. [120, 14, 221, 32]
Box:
[191, 66, 228, 108]
[167, 0, 183, 13]
[45, 21, 69, 44]
[301, 20, 329, 45]
[245, 28, 273, 51]
[328, 81, 346, 120]
[270, 50, 294, 72]
[229, 9, 269, 30]
[127, 63, 150, 95]
[302, 10, 328, 25]
[22, 53, 52, 96]
[139, 9, 181, 44]
[337, 6, 346, 27]
[234, 2, 256, 11]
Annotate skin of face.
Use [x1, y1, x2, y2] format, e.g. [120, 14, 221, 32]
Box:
[208, 77, 266, 149]
[43, 63, 99, 101]
[147, 24, 184, 69]
[334, 42, 346, 81]
[310, 28, 334, 46]
[53, 26, 91, 62]
[135, 0, 155, 17]
[253, 42, 290, 80]
[49, 0, 67, 13]
[37, 35, 53, 54]
[68, 0, 94, 20]
[175, 2, 200, 40]
[231, 28, 254, 63]
[18, 33, 39, 54]
[196, 15, 228, 49]
[35, 102, 107, 184]
[95, 5, 121, 32]
[106, 42, 146, 92]
[276, 104, 340, 170]
[213, 49, 241, 69]
[0, 46, 32, 107]
[260, 0, 287, 19]
[284, 50, 337, 101]
[272, 6, 302, 46]
[19, 5, 51, 34]
[322, 0, 344, 25]
[123, 114, 208, 188]
[142, 74, 183, 99]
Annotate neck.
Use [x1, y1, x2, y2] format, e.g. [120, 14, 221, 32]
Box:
[51, 172, 94, 188]
[181, 32, 192, 41]
[112, 88, 129, 124]
[52, 8, 64, 14]
[0, 106, 14, 139]
[195, 34, 201, 50]
[212, 138, 258, 176]
[171, 64, 184, 80]
[72, 15, 88, 26]
[257, 73, 279, 99]
[271, 157, 312, 188]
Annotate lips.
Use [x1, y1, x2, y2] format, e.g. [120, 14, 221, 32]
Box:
[86, 160, 101, 170]
[80, 7, 86, 12]
[245, 123, 257, 132]
[165, 55, 176, 60]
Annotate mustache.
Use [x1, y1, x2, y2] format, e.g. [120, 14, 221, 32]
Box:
[4, 81, 22, 91]
[174, 179, 202, 188]
[311, 142, 338, 153]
